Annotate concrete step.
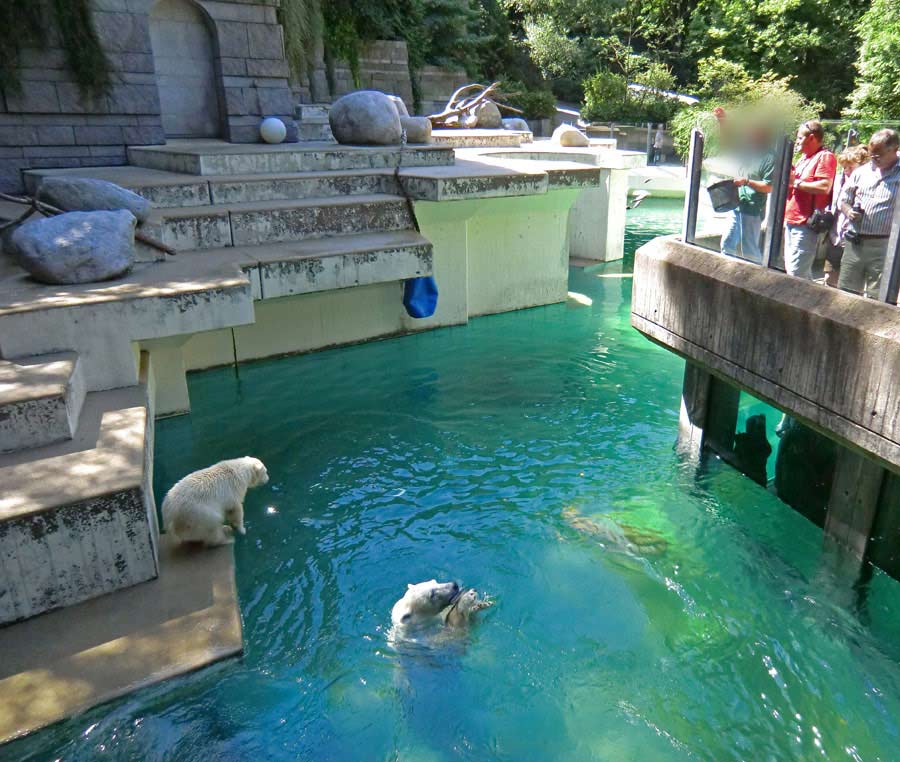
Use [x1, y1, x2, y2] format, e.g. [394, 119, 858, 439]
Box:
[146, 194, 415, 251]
[0, 352, 86, 454]
[200, 229, 433, 300]
[0, 358, 158, 625]
[23, 166, 402, 208]
[127, 140, 454, 175]
[207, 169, 396, 205]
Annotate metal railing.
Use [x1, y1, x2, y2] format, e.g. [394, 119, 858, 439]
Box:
[681, 127, 900, 305]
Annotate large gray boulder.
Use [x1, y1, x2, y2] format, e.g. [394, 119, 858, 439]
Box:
[329, 90, 402, 146]
[552, 123, 590, 147]
[388, 95, 409, 118]
[473, 100, 502, 128]
[8, 210, 137, 285]
[400, 116, 432, 144]
[37, 177, 151, 223]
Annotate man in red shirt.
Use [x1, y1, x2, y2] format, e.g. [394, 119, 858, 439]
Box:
[784, 120, 837, 279]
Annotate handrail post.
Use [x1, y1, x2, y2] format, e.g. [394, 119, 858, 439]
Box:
[762, 135, 792, 269]
[877, 196, 900, 304]
[681, 128, 703, 243]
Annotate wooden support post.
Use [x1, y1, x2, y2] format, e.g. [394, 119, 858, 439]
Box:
[676, 361, 740, 462]
[823, 448, 885, 566]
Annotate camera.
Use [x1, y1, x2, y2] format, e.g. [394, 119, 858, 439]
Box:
[844, 203, 864, 243]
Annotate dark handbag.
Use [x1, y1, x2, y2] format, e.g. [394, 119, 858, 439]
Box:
[807, 208, 834, 233]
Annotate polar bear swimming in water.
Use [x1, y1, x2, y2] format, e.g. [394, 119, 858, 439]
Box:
[390, 579, 494, 633]
[162, 456, 269, 546]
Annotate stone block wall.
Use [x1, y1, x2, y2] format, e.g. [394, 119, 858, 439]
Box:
[330, 41, 415, 109]
[296, 39, 468, 117]
[0, 0, 295, 192]
[418, 65, 469, 116]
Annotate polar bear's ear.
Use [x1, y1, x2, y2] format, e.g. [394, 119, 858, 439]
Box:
[407, 583, 414, 589]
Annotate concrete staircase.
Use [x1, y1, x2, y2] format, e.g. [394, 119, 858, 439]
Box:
[1, 140, 452, 623]
[0, 352, 157, 625]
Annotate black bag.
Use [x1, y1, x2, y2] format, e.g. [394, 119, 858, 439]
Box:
[807, 208, 834, 233]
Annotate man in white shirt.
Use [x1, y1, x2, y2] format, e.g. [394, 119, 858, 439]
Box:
[838, 129, 900, 297]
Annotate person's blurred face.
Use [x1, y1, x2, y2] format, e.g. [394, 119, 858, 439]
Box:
[868, 142, 899, 171]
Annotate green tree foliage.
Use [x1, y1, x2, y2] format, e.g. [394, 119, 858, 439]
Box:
[687, 0, 866, 116]
[670, 72, 821, 157]
[845, 0, 900, 119]
[582, 60, 680, 123]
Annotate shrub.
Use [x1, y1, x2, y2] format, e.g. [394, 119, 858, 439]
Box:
[500, 81, 557, 120]
[581, 70, 629, 122]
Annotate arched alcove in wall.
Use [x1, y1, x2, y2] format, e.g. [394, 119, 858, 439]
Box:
[149, 0, 222, 138]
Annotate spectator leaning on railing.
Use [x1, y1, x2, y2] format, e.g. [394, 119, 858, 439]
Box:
[784, 120, 837, 280]
[837, 129, 900, 297]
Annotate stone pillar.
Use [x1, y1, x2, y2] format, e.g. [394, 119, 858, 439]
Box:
[823, 448, 885, 570]
[567, 168, 630, 263]
[676, 362, 739, 462]
[142, 337, 192, 417]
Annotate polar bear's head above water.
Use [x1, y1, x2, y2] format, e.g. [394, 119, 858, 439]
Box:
[391, 579, 460, 626]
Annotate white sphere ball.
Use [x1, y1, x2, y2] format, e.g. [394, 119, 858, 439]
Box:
[260, 117, 287, 144]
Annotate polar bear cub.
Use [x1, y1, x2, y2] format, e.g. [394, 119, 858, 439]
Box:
[391, 579, 460, 626]
[162, 456, 269, 546]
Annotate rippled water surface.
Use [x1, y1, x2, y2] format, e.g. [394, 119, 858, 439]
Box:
[9, 199, 900, 761]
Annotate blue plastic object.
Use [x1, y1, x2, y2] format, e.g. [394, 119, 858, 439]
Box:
[403, 276, 438, 318]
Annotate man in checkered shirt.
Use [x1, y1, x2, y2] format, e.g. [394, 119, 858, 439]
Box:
[837, 129, 900, 297]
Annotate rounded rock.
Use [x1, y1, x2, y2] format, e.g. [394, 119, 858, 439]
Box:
[260, 117, 287, 144]
[400, 116, 432, 144]
[329, 90, 402, 146]
[37, 177, 151, 224]
[552, 123, 590, 147]
[502, 117, 531, 132]
[472, 100, 502, 128]
[8, 210, 137, 285]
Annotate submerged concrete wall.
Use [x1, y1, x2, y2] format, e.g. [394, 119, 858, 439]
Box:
[631, 236, 900, 472]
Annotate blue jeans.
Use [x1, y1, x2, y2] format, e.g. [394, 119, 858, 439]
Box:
[784, 223, 820, 279]
[721, 210, 763, 262]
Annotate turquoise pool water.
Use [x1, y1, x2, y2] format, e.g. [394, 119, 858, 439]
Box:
[8, 199, 900, 761]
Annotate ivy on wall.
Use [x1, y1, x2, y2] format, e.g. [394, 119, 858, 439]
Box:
[0, 0, 111, 99]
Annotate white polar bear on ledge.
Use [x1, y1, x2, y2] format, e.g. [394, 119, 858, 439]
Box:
[162, 456, 269, 547]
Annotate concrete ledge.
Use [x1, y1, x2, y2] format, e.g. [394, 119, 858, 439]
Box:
[632, 236, 900, 471]
[0, 352, 84, 453]
[0, 535, 242, 744]
[127, 140, 455, 175]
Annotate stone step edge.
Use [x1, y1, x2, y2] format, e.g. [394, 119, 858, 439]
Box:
[146, 192, 410, 223]
[0, 351, 78, 405]
[0, 383, 148, 523]
[0, 351, 86, 454]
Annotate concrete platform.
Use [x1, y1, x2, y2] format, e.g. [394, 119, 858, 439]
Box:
[0, 534, 242, 744]
[127, 140, 455, 175]
[431, 129, 530, 148]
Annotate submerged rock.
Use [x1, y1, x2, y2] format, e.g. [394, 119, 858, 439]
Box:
[8, 210, 136, 284]
[37, 177, 151, 223]
[329, 90, 402, 145]
[552, 123, 589, 147]
[400, 116, 432, 144]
